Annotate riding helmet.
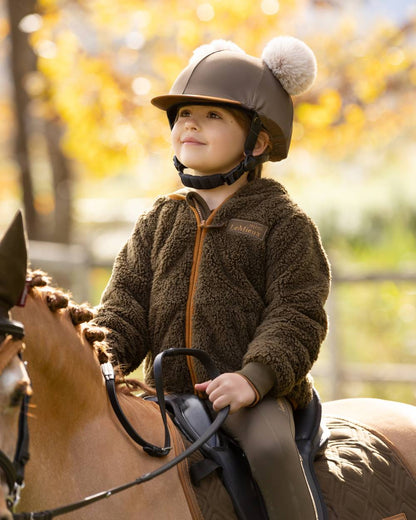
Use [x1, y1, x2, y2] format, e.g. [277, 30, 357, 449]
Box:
[152, 36, 317, 163]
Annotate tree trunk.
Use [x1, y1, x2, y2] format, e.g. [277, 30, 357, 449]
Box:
[7, 1, 73, 243]
[7, 0, 39, 239]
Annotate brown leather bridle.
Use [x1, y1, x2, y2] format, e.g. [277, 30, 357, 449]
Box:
[0, 319, 30, 514]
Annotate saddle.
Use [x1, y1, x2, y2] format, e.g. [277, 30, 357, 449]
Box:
[150, 389, 329, 520]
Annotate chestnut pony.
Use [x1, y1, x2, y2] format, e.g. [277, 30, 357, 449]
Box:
[11, 272, 416, 520]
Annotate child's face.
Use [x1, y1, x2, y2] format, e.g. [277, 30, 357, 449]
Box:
[171, 104, 247, 176]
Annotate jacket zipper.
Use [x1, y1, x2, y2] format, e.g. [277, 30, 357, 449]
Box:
[185, 205, 207, 389]
[185, 195, 231, 391]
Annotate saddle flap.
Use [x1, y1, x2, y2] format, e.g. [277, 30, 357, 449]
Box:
[294, 388, 329, 454]
[293, 389, 329, 520]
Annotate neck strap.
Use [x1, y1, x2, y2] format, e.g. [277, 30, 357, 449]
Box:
[174, 114, 266, 190]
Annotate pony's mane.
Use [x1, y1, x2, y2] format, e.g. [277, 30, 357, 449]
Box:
[26, 269, 154, 396]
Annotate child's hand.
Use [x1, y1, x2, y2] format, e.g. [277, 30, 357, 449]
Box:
[195, 373, 256, 414]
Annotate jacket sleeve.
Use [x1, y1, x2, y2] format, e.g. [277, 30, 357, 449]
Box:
[240, 212, 330, 399]
[93, 199, 164, 374]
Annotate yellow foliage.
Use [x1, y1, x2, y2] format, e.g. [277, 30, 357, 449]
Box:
[16, 0, 412, 178]
[37, 0, 59, 10]
[0, 16, 9, 41]
[176, 20, 201, 50]
[344, 104, 365, 128]
[410, 68, 416, 86]
[296, 90, 341, 130]
[355, 77, 385, 104]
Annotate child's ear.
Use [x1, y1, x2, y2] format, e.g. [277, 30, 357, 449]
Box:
[252, 130, 270, 157]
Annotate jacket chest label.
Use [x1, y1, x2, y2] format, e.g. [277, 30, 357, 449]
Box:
[226, 219, 268, 241]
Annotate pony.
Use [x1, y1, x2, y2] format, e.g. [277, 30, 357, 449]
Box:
[10, 271, 416, 520]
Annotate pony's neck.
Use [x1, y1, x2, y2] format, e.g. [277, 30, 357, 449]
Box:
[12, 289, 106, 421]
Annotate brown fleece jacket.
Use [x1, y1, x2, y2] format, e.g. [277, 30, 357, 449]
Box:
[94, 178, 330, 409]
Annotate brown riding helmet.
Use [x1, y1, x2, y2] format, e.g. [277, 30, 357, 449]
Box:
[152, 37, 317, 162]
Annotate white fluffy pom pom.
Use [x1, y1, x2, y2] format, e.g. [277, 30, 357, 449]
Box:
[189, 39, 245, 65]
[262, 36, 317, 95]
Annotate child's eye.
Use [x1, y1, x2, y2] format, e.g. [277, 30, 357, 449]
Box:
[179, 109, 191, 117]
[207, 111, 221, 119]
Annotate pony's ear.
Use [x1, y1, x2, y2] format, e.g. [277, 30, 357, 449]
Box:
[0, 210, 28, 317]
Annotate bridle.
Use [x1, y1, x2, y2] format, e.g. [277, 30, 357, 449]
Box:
[0, 319, 30, 513]
[12, 348, 229, 520]
[0, 391, 30, 512]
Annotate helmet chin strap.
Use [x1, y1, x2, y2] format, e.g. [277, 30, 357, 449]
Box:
[174, 155, 264, 190]
[174, 114, 267, 190]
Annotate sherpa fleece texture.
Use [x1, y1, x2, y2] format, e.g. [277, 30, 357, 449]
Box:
[94, 178, 330, 409]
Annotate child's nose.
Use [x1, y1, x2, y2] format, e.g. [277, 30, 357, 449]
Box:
[184, 117, 199, 130]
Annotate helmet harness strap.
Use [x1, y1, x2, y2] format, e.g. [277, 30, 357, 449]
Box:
[174, 114, 268, 190]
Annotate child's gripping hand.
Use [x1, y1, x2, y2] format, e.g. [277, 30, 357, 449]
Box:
[195, 373, 256, 414]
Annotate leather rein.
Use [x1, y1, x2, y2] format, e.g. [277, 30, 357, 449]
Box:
[13, 348, 229, 519]
[0, 320, 31, 513]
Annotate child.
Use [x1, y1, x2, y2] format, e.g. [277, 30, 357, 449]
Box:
[94, 36, 330, 519]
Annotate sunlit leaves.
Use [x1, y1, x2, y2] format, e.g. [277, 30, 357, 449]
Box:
[13, 0, 415, 177]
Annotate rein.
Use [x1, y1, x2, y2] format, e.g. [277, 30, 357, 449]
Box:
[101, 362, 171, 457]
[13, 349, 229, 519]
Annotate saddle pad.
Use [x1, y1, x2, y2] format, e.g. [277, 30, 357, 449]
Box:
[315, 417, 416, 520]
[182, 416, 416, 520]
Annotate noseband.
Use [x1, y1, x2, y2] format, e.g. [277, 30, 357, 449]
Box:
[0, 320, 30, 513]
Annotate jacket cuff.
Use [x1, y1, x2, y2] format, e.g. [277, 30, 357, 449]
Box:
[237, 362, 276, 404]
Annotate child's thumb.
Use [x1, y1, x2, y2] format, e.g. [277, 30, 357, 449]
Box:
[194, 380, 211, 392]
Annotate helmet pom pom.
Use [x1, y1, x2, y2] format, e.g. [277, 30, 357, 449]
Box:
[189, 39, 245, 65]
[262, 36, 317, 96]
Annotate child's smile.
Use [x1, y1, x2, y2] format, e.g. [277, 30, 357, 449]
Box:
[181, 135, 206, 146]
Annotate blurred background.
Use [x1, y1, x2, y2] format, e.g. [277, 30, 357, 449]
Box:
[0, 0, 415, 403]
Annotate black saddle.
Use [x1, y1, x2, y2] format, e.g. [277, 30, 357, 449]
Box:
[149, 389, 329, 520]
